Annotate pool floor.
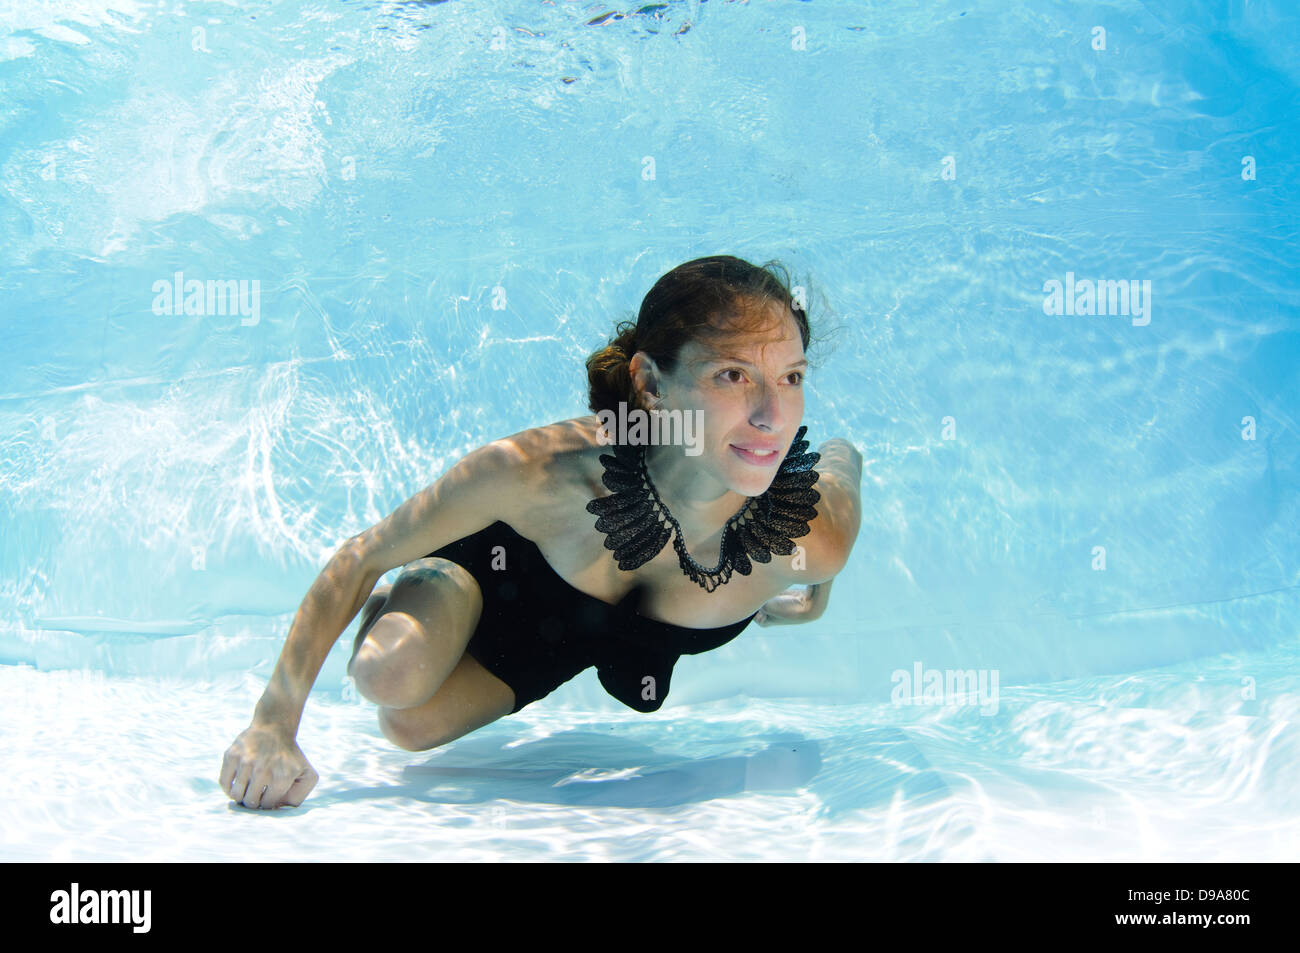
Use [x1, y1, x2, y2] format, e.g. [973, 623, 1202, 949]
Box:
[3, 643, 1298, 862]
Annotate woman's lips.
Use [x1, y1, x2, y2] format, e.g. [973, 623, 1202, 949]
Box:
[730, 444, 780, 466]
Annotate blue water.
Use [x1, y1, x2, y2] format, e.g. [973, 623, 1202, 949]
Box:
[1, 0, 1297, 861]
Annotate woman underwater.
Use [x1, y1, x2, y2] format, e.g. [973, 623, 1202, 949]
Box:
[219, 255, 863, 809]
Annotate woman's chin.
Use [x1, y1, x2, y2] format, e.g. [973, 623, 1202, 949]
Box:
[707, 449, 782, 496]
[724, 470, 777, 498]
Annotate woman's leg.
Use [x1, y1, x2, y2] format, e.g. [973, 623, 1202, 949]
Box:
[348, 557, 480, 709]
[347, 557, 515, 750]
[377, 651, 516, 751]
[347, 582, 393, 677]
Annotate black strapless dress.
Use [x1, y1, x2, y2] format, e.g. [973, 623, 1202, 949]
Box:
[426, 521, 756, 714]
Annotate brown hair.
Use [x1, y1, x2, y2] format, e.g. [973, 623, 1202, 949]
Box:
[586, 255, 818, 415]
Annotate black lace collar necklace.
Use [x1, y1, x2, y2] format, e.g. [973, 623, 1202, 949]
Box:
[585, 424, 822, 592]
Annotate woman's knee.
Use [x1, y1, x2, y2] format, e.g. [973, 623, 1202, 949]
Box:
[350, 614, 437, 709]
[349, 558, 481, 708]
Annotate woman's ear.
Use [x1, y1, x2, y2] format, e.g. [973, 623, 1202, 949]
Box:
[628, 352, 663, 411]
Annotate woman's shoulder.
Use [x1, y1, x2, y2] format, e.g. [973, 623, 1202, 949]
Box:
[496, 415, 605, 475]
[492, 416, 607, 536]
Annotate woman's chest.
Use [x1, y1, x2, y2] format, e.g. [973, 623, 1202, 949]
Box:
[516, 505, 791, 629]
[508, 438, 807, 628]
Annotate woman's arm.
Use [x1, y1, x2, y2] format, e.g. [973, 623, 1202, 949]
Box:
[220, 436, 537, 809]
[813, 437, 863, 559]
[754, 579, 835, 625]
[755, 436, 862, 626]
[251, 438, 535, 736]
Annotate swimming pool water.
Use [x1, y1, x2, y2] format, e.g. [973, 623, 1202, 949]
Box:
[1, 0, 1297, 861]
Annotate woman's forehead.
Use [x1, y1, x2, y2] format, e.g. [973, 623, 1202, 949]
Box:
[683, 324, 805, 365]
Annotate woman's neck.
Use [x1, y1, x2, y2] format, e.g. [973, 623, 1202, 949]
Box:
[643, 443, 748, 549]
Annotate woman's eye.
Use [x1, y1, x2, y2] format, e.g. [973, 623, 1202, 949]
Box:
[718, 369, 803, 384]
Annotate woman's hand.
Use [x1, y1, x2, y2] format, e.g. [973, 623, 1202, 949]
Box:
[220, 724, 319, 810]
[753, 580, 833, 626]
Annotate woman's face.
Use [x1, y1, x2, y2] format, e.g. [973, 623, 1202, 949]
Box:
[655, 301, 807, 498]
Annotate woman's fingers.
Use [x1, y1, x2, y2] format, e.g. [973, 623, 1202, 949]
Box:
[220, 726, 317, 810]
[219, 750, 238, 799]
[755, 586, 825, 625]
[229, 763, 252, 805]
[280, 767, 318, 808]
